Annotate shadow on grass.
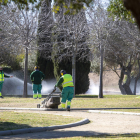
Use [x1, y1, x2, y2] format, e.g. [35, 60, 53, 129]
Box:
[0, 130, 140, 139]
[75, 95, 98, 98]
[0, 122, 31, 131]
[84, 133, 140, 138]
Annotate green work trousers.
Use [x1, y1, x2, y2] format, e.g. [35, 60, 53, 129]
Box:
[0, 82, 4, 96]
[0, 82, 3, 92]
[61, 86, 74, 103]
[32, 84, 42, 99]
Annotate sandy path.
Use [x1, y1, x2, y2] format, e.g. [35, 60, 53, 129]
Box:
[45, 110, 140, 134]
[0, 110, 140, 139]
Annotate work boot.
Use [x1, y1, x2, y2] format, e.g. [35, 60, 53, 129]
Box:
[67, 106, 70, 111]
[0, 96, 3, 99]
[61, 108, 66, 111]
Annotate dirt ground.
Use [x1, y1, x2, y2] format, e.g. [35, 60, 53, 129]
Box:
[0, 110, 140, 139]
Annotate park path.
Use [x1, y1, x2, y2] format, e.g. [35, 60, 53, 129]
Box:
[0, 110, 140, 139]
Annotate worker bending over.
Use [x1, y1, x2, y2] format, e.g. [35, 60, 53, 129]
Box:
[55, 70, 74, 111]
[0, 66, 13, 98]
[30, 66, 45, 99]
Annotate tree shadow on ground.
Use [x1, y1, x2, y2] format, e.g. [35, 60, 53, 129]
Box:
[0, 122, 31, 131]
[0, 130, 140, 139]
[84, 133, 140, 138]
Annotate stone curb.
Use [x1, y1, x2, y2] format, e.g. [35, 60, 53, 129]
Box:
[0, 107, 48, 111]
[0, 118, 90, 136]
[88, 110, 140, 115]
[1, 107, 140, 111]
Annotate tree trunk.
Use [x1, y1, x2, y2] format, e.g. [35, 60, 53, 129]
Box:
[122, 84, 132, 95]
[23, 47, 28, 98]
[118, 69, 126, 95]
[99, 46, 103, 98]
[123, 69, 133, 95]
[72, 45, 76, 97]
[118, 64, 133, 95]
[133, 77, 138, 95]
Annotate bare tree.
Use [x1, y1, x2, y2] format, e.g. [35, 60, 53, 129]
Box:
[0, 4, 39, 97]
[105, 18, 140, 95]
[0, 4, 39, 64]
[87, 0, 140, 95]
[52, 6, 91, 95]
[87, 0, 112, 98]
[0, 5, 21, 65]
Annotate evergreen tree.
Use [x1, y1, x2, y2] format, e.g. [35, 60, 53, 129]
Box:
[37, 0, 54, 79]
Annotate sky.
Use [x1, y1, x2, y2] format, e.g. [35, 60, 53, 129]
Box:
[101, 0, 110, 8]
[51, 0, 110, 8]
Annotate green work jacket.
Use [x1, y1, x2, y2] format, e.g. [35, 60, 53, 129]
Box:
[30, 70, 45, 84]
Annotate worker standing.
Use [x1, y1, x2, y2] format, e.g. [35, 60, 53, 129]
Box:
[55, 70, 74, 111]
[0, 66, 13, 98]
[30, 66, 45, 99]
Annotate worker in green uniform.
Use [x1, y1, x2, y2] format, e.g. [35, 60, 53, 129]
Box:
[0, 66, 13, 98]
[30, 66, 45, 99]
[55, 70, 74, 111]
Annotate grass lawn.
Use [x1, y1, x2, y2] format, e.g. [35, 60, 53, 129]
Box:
[0, 111, 81, 131]
[1, 95, 140, 111]
[73, 95, 140, 108]
[0, 95, 140, 139]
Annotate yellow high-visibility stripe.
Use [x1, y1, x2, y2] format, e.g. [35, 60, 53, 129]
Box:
[62, 81, 73, 85]
[33, 94, 37, 99]
[38, 94, 42, 99]
[67, 101, 71, 106]
[61, 103, 65, 109]
[0, 73, 4, 82]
